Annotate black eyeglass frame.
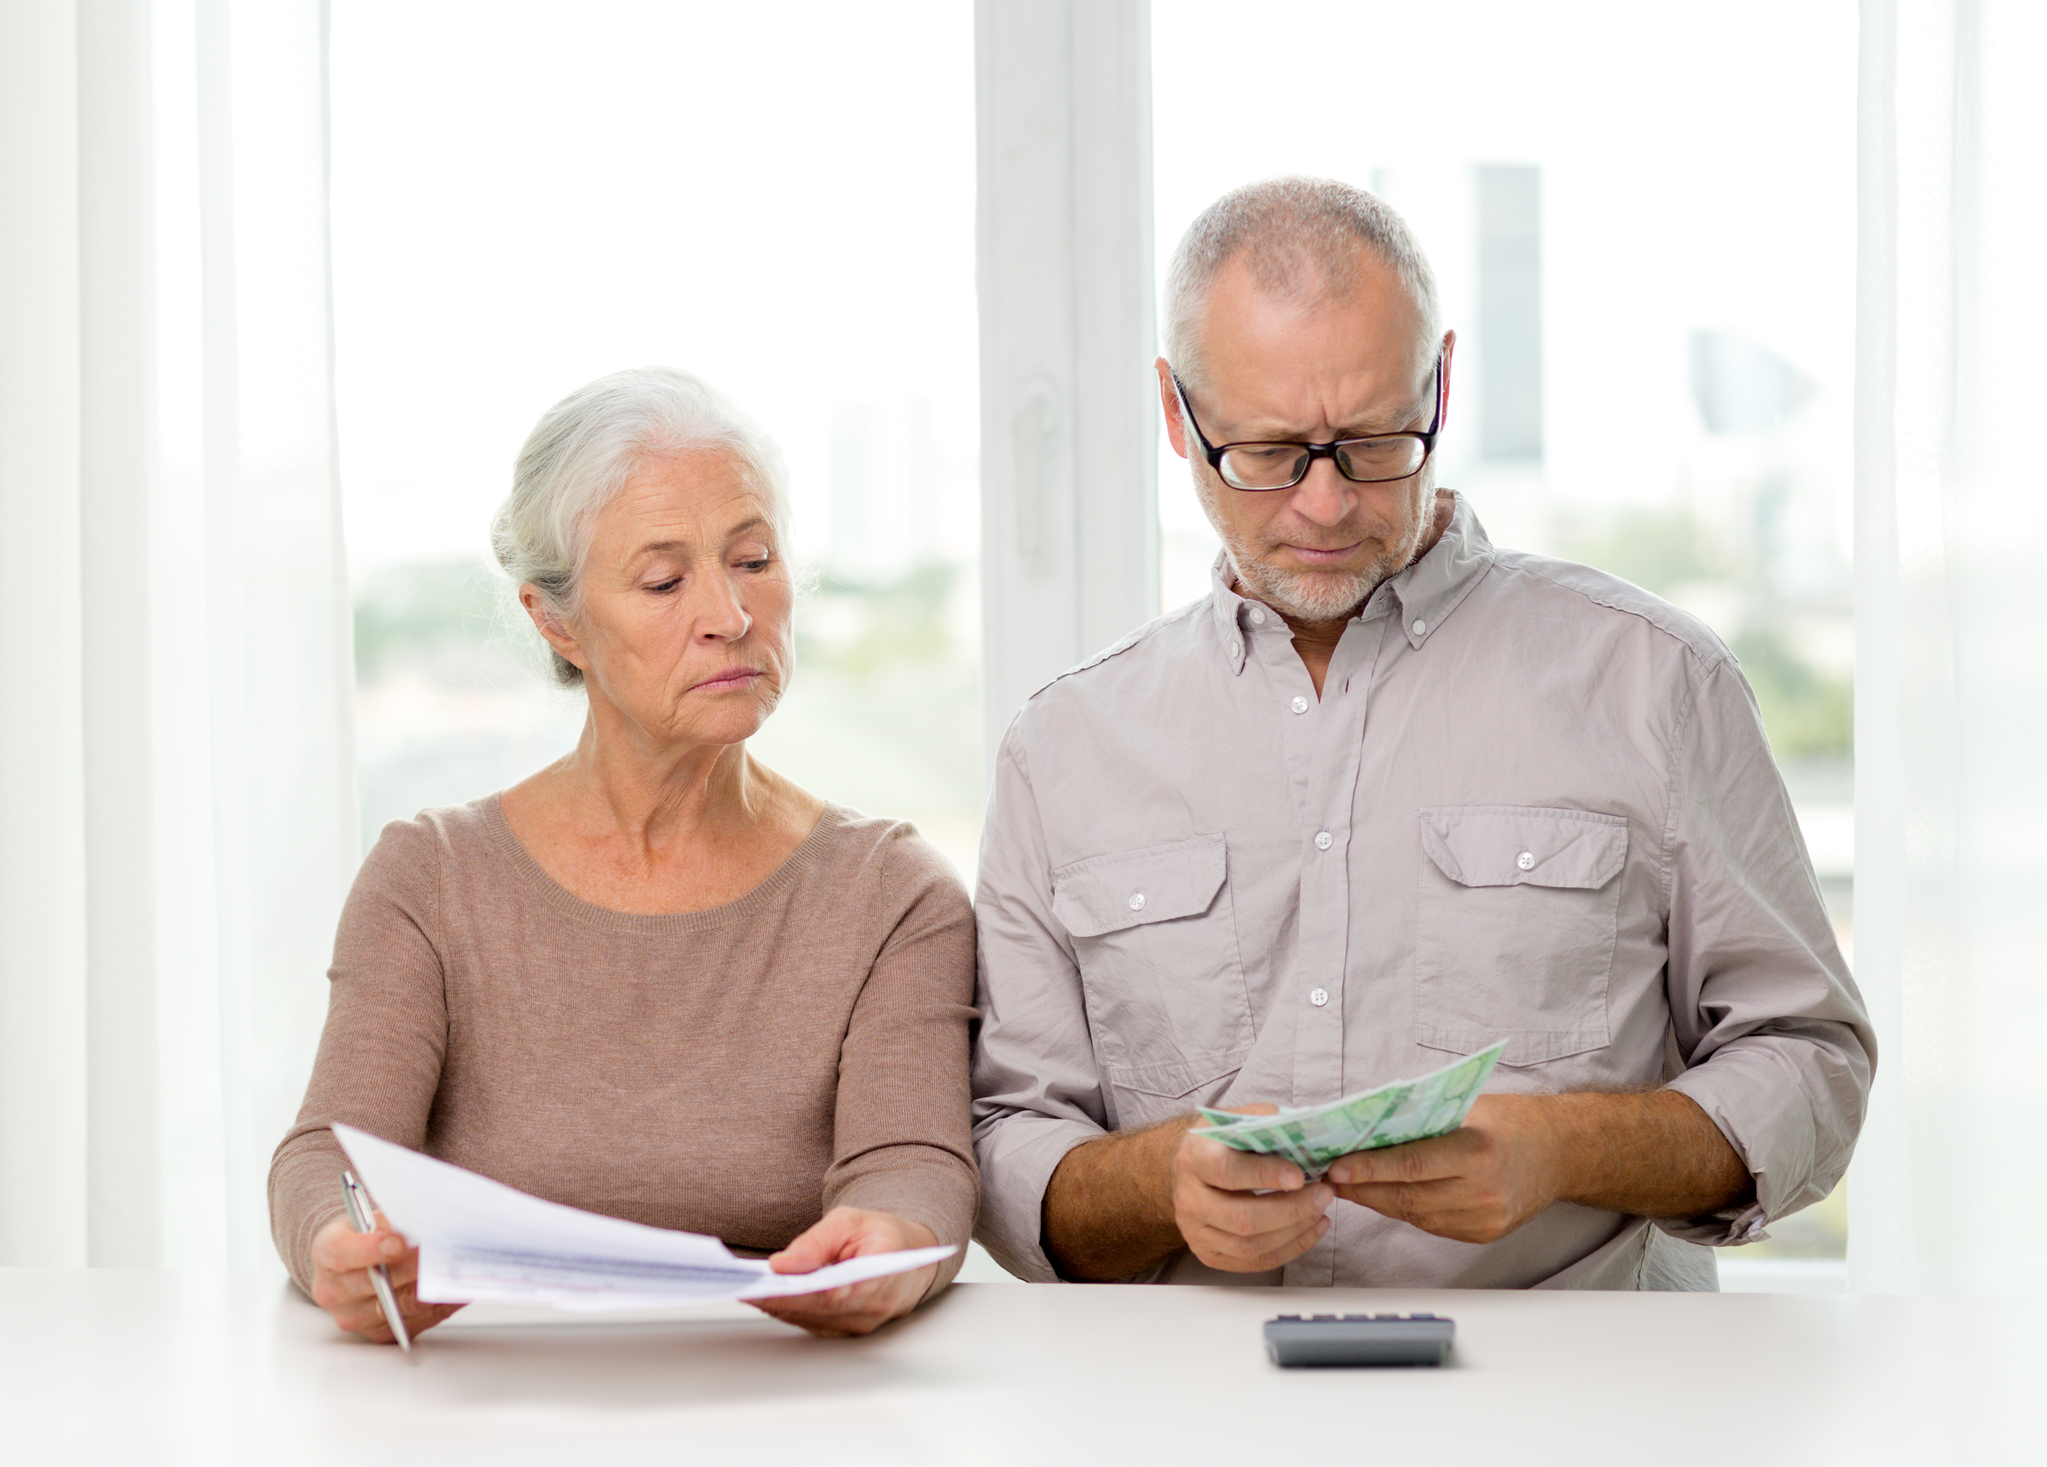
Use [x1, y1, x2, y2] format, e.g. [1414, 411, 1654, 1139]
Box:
[1170, 353, 1445, 492]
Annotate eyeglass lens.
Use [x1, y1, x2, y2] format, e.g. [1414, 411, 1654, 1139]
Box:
[1219, 437, 1427, 490]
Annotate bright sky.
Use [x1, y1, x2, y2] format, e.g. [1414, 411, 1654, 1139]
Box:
[1153, 0, 1859, 556]
[333, 1, 1857, 582]
[329, 0, 978, 573]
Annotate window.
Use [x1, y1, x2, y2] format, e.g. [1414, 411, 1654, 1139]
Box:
[332, 1, 984, 880]
[1155, 0, 1857, 1283]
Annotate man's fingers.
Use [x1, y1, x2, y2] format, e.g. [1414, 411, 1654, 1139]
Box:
[1189, 1209, 1331, 1271]
[1337, 1178, 1516, 1243]
[1183, 1132, 1308, 1193]
[1326, 1131, 1474, 1187]
[1199, 1181, 1334, 1239]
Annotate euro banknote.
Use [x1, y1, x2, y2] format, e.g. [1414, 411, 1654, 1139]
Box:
[1195, 1041, 1507, 1177]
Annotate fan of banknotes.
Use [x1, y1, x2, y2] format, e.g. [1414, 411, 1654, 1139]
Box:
[1196, 1041, 1508, 1178]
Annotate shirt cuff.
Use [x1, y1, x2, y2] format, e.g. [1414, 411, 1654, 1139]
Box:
[1662, 1046, 1823, 1247]
[973, 1113, 1105, 1282]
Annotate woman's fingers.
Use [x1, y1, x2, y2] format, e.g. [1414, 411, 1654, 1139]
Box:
[768, 1210, 865, 1273]
[309, 1212, 446, 1342]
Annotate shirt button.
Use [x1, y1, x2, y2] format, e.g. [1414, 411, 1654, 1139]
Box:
[1128, 891, 1146, 911]
[1290, 695, 1309, 714]
[1315, 831, 1333, 850]
[1516, 851, 1535, 871]
[1248, 606, 1266, 626]
[1309, 987, 1330, 1007]
[1412, 618, 1427, 637]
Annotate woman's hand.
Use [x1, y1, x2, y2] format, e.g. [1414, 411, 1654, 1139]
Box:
[308, 1212, 463, 1344]
[749, 1207, 944, 1337]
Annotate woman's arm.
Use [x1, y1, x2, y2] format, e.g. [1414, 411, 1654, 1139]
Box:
[268, 817, 456, 1341]
[750, 828, 979, 1335]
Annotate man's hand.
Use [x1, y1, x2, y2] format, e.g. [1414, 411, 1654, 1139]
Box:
[1326, 1089, 1753, 1243]
[1173, 1117, 1335, 1271]
[1325, 1094, 1563, 1243]
[1042, 1105, 1334, 1281]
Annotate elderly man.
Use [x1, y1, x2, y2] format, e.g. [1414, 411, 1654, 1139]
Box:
[971, 177, 1873, 1289]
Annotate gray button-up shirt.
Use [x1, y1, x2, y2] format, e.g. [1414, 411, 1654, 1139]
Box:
[971, 495, 1874, 1290]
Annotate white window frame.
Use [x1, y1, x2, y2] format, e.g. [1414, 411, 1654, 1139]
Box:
[975, 0, 1159, 781]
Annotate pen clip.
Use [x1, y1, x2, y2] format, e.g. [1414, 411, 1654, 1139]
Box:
[341, 1169, 373, 1233]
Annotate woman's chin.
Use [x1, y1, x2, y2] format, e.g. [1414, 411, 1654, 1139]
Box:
[661, 698, 778, 750]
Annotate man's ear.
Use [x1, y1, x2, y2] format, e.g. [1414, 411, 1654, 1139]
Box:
[1155, 357, 1191, 459]
[1436, 329, 1457, 434]
[519, 584, 587, 673]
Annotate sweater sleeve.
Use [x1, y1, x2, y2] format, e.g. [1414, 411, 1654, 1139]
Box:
[267, 818, 450, 1294]
[821, 826, 981, 1297]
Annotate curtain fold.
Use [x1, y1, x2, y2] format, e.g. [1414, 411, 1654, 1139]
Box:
[1851, 0, 2047, 1293]
[0, 0, 354, 1270]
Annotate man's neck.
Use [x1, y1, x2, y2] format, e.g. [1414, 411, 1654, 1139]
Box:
[1249, 490, 1457, 698]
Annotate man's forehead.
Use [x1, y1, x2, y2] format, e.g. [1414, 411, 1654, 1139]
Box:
[1192, 254, 1430, 429]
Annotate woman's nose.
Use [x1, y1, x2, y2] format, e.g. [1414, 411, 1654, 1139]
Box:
[693, 572, 753, 641]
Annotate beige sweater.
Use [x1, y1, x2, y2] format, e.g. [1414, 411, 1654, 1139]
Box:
[269, 796, 979, 1296]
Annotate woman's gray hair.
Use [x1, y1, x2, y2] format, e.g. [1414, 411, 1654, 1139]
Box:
[490, 365, 791, 688]
[1162, 176, 1442, 391]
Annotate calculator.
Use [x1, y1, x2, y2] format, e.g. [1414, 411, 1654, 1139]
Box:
[1263, 1312, 1456, 1367]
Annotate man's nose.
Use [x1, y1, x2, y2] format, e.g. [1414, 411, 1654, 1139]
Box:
[1286, 457, 1355, 527]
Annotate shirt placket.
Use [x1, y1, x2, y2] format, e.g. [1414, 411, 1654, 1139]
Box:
[1239, 612, 1369, 1286]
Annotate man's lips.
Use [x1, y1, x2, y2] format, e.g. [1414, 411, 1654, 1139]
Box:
[690, 667, 762, 694]
[1283, 541, 1366, 565]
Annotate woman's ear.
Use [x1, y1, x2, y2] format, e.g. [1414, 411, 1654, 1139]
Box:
[520, 584, 587, 673]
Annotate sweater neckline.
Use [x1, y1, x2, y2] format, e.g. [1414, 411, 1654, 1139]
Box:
[479, 792, 841, 937]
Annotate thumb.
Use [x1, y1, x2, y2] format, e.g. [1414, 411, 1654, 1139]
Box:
[769, 1212, 857, 1274]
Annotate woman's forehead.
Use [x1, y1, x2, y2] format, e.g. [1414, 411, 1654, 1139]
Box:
[598, 451, 777, 548]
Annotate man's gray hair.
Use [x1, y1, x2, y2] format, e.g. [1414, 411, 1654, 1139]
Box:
[490, 365, 791, 688]
[1161, 176, 1442, 390]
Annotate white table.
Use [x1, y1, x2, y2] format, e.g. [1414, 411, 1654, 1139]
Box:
[3, 1267, 2035, 1464]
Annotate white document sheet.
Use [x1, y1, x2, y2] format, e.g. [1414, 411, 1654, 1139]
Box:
[332, 1125, 956, 1313]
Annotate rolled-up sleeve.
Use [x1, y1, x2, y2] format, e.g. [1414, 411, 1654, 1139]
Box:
[1658, 656, 1876, 1245]
[970, 724, 1113, 1281]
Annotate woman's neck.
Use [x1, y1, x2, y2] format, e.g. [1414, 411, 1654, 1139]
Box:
[549, 705, 776, 855]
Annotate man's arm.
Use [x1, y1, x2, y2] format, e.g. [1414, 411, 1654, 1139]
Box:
[1043, 1115, 1335, 1282]
[1326, 1089, 1749, 1244]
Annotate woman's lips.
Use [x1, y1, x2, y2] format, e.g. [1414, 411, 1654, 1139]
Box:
[691, 667, 762, 694]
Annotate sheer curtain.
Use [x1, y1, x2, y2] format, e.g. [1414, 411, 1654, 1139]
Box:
[1851, 0, 2047, 1293]
[0, 0, 354, 1270]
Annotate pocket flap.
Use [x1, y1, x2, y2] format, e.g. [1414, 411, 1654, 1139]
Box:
[1051, 834, 1228, 938]
[1420, 806, 1627, 890]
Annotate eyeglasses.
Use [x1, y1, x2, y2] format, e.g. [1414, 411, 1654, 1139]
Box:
[1171, 353, 1444, 492]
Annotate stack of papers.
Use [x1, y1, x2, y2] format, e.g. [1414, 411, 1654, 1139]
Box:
[1196, 1041, 1507, 1178]
[333, 1125, 955, 1313]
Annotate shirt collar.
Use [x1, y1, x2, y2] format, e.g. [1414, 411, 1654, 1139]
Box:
[1208, 492, 1498, 669]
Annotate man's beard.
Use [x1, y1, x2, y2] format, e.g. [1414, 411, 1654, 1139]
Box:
[1202, 466, 1436, 624]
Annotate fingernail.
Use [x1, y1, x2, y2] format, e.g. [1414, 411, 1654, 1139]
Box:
[381, 1238, 402, 1258]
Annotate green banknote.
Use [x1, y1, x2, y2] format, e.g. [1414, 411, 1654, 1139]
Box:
[1194, 1041, 1507, 1177]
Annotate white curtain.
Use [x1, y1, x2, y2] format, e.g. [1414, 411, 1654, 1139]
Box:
[0, 0, 354, 1270]
[1851, 0, 2047, 1293]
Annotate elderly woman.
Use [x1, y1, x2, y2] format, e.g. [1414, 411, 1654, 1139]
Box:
[269, 367, 976, 1339]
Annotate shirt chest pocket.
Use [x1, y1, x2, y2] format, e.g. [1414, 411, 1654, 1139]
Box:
[1412, 806, 1627, 1067]
[1051, 834, 1252, 1127]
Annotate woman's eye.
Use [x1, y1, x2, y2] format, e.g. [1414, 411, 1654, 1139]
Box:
[738, 557, 772, 573]
[647, 578, 681, 594]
